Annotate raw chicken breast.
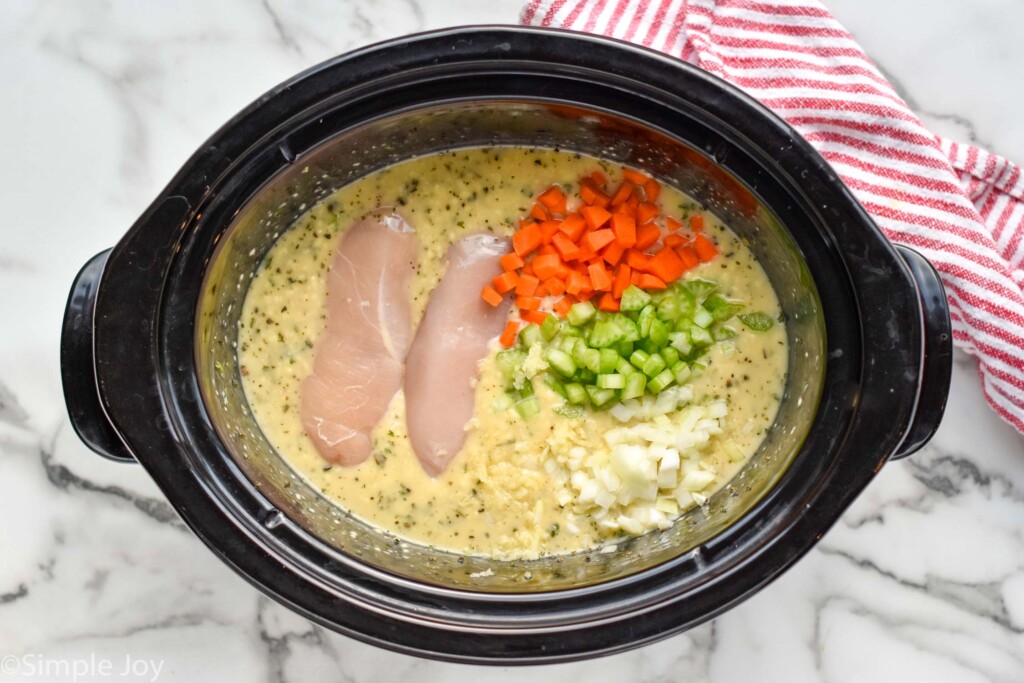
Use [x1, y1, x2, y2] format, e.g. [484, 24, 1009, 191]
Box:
[300, 211, 418, 465]
[405, 234, 512, 476]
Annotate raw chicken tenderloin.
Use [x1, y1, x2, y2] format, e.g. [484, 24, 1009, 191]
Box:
[300, 211, 418, 465]
[405, 234, 512, 476]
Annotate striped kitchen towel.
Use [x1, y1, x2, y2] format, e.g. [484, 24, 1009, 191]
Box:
[521, 0, 1024, 434]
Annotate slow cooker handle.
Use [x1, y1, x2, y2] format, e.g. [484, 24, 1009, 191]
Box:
[61, 249, 136, 463]
[890, 245, 953, 459]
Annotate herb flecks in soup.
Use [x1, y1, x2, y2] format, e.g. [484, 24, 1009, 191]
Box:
[238, 148, 787, 559]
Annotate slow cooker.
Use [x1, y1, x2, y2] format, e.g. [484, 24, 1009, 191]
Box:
[60, 27, 952, 663]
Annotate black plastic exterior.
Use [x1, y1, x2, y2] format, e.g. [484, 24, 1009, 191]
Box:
[890, 245, 953, 459]
[60, 249, 135, 463]
[58, 27, 952, 663]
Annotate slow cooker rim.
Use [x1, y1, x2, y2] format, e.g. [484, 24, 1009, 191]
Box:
[87, 26, 924, 662]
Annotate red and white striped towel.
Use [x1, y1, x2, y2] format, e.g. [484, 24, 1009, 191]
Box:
[521, 0, 1024, 434]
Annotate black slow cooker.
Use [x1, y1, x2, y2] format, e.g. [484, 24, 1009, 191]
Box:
[60, 27, 952, 663]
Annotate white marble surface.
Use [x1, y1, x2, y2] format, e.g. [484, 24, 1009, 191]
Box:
[2, 0, 1024, 681]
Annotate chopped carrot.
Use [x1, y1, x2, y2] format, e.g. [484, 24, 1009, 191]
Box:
[576, 287, 595, 302]
[612, 264, 632, 298]
[666, 216, 684, 232]
[521, 309, 549, 325]
[499, 321, 519, 347]
[515, 274, 540, 297]
[646, 247, 686, 283]
[553, 296, 574, 316]
[552, 232, 581, 261]
[566, 270, 589, 295]
[690, 214, 705, 232]
[481, 285, 503, 306]
[611, 213, 637, 248]
[581, 206, 612, 230]
[643, 178, 661, 201]
[590, 170, 608, 187]
[543, 277, 567, 296]
[537, 186, 567, 215]
[664, 233, 686, 249]
[521, 261, 534, 277]
[677, 245, 700, 270]
[583, 228, 615, 252]
[554, 260, 572, 279]
[625, 249, 650, 270]
[630, 270, 642, 286]
[533, 253, 562, 280]
[637, 202, 660, 224]
[576, 240, 597, 262]
[580, 183, 610, 208]
[597, 292, 620, 311]
[492, 270, 519, 293]
[602, 242, 625, 266]
[637, 273, 668, 290]
[611, 182, 633, 207]
[635, 222, 661, 250]
[622, 168, 650, 185]
[534, 282, 549, 297]
[530, 203, 549, 222]
[588, 262, 612, 291]
[516, 295, 541, 311]
[693, 233, 718, 262]
[558, 213, 587, 242]
[500, 252, 525, 271]
[513, 223, 543, 257]
[540, 220, 562, 243]
[537, 244, 557, 256]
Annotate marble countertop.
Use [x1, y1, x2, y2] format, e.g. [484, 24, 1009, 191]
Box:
[2, 1, 1023, 681]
